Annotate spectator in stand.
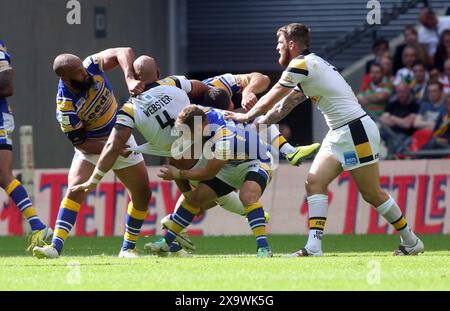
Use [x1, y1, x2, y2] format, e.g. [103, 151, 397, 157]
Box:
[418, 7, 450, 59]
[365, 38, 389, 74]
[410, 60, 429, 102]
[379, 83, 419, 153]
[361, 53, 394, 91]
[429, 66, 441, 81]
[394, 45, 418, 86]
[394, 25, 429, 73]
[414, 80, 446, 130]
[420, 94, 450, 151]
[438, 59, 450, 94]
[434, 29, 450, 72]
[358, 63, 394, 117]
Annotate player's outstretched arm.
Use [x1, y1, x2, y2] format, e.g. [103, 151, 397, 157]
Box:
[225, 83, 292, 123]
[100, 47, 144, 95]
[158, 159, 227, 181]
[69, 124, 132, 193]
[257, 89, 308, 125]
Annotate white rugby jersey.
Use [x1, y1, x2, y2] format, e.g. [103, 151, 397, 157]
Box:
[116, 75, 191, 152]
[278, 50, 366, 129]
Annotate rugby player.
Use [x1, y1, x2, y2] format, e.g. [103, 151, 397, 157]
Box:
[33, 48, 151, 259]
[0, 39, 52, 251]
[150, 104, 275, 257]
[226, 23, 424, 256]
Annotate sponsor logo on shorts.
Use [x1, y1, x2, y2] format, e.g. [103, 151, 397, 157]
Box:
[344, 151, 358, 166]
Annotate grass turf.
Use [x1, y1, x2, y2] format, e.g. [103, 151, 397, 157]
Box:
[0, 235, 448, 290]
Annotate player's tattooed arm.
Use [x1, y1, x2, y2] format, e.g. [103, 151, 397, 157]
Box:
[257, 90, 308, 125]
[0, 68, 13, 97]
[225, 83, 292, 123]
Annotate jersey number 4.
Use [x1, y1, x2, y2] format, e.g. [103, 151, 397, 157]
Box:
[156, 110, 176, 129]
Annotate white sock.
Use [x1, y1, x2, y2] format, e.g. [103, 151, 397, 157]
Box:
[376, 196, 418, 245]
[305, 194, 328, 253]
[255, 120, 295, 155]
[217, 191, 245, 215]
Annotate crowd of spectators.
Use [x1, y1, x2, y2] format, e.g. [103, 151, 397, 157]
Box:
[358, 7, 450, 158]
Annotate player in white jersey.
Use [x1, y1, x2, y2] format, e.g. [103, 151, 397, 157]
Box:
[226, 23, 424, 256]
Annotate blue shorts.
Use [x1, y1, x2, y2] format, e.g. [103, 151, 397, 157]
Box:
[0, 112, 14, 150]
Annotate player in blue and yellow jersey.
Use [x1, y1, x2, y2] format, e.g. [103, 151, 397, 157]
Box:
[152, 105, 275, 257]
[202, 73, 320, 166]
[33, 48, 151, 259]
[0, 39, 52, 251]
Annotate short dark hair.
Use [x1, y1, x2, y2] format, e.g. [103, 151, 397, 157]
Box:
[176, 105, 207, 129]
[203, 88, 231, 110]
[403, 25, 417, 35]
[428, 80, 444, 91]
[412, 60, 425, 69]
[372, 38, 389, 50]
[370, 62, 383, 72]
[277, 23, 310, 48]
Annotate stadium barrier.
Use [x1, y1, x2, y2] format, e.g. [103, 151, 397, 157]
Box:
[0, 160, 449, 236]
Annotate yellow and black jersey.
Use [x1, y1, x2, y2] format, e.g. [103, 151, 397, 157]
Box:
[55, 53, 117, 144]
[202, 73, 249, 97]
[0, 39, 12, 113]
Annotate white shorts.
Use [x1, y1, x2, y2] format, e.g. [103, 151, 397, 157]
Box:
[0, 112, 14, 148]
[72, 134, 144, 170]
[189, 157, 272, 195]
[319, 115, 380, 171]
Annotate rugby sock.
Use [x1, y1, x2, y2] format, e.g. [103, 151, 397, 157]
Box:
[52, 198, 80, 254]
[217, 191, 246, 215]
[305, 194, 328, 253]
[376, 196, 418, 245]
[165, 201, 199, 247]
[5, 179, 45, 231]
[122, 202, 148, 251]
[245, 202, 269, 249]
[257, 122, 295, 155]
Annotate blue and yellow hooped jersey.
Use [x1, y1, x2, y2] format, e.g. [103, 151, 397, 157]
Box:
[0, 40, 12, 113]
[200, 106, 272, 164]
[202, 73, 249, 97]
[55, 53, 117, 138]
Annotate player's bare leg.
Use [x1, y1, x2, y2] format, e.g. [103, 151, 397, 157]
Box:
[114, 161, 151, 258]
[350, 162, 424, 255]
[290, 152, 342, 257]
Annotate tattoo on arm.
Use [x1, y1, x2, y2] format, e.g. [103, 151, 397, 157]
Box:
[258, 91, 308, 125]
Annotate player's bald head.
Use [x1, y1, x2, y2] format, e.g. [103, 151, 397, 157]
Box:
[133, 55, 159, 84]
[53, 54, 83, 77]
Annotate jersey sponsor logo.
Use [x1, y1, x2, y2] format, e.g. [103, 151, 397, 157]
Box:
[281, 72, 294, 84]
[75, 98, 86, 110]
[343, 151, 358, 166]
[61, 115, 71, 126]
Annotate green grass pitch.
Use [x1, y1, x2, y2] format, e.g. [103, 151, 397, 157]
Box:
[0, 235, 449, 290]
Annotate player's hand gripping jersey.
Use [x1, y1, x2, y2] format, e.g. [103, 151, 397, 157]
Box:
[55, 54, 117, 145]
